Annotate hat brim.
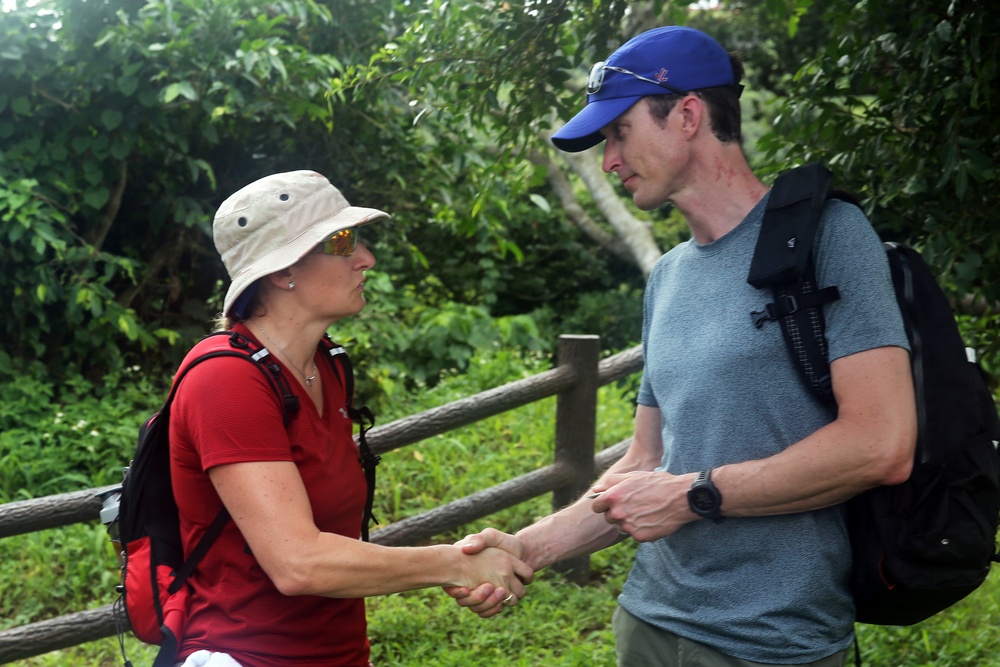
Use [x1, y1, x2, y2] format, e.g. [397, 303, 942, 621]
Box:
[550, 96, 643, 152]
[223, 206, 389, 317]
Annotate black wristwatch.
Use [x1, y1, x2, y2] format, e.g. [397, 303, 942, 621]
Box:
[687, 469, 724, 523]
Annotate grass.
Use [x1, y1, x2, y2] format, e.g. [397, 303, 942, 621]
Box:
[366, 544, 634, 666]
[9, 542, 1000, 666]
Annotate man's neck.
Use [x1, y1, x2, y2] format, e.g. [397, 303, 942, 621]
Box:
[673, 150, 769, 245]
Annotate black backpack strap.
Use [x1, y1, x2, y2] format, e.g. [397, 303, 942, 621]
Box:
[748, 163, 842, 404]
[159, 332, 300, 427]
[226, 332, 300, 426]
[158, 331, 301, 594]
[748, 163, 835, 289]
[166, 508, 230, 595]
[320, 336, 380, 542]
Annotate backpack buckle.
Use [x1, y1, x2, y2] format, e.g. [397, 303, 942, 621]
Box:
[751, 308, 772, 328]
[751, 295, 799, 328]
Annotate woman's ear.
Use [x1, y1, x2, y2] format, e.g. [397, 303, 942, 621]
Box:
[263, 268, 294, 290]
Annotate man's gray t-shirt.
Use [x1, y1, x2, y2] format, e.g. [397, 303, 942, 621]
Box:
[621, 195, 908, 664]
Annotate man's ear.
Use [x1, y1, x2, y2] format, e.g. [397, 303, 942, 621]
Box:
[677, 94, 705, 139]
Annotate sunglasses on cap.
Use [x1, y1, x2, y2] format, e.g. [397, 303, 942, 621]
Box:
[317, 228, 359, 256]
[586, 61, 687, 96]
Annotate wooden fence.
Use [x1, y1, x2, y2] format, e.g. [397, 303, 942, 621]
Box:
[0, 335, 643, 664]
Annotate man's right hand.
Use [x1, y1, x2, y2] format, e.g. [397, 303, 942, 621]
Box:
[445, 528, 528, 617]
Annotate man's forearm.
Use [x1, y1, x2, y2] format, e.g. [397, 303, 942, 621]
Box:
[516, 495, 624, 570]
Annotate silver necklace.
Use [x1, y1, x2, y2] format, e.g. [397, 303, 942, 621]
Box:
[250, 322, 318, 387]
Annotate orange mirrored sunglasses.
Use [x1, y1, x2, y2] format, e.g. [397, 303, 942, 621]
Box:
[318, 228, 358, 256]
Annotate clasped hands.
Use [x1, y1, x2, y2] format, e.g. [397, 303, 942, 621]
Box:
[453, 539, 533, 614]
[445, 470, 693, 617]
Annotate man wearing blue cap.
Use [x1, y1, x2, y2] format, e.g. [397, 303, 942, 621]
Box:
[450, 26, 916, 666]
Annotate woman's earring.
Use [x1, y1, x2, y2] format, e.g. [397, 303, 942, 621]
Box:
[288, 281, 295, 290]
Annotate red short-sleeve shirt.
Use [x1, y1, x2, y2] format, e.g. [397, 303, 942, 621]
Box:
[170, 325, 370, 666]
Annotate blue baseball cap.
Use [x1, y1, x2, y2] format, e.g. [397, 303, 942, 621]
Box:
[551, 26, 737, 152]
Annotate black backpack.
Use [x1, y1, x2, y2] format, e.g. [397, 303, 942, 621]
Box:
[110, 331, 378, 667]
[748, 162, 1000, 626]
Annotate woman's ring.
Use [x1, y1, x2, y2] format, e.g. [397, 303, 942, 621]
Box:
[503, 592, 516, 606]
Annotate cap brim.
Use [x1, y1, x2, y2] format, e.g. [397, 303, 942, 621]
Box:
[551, 96, 642, 152]
[223, 207, 390, 317]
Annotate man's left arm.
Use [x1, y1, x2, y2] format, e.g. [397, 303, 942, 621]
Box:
[716, 344, 916, 516]
[593, 344, 916, 539]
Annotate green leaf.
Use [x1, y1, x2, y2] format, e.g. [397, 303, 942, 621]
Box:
[117, 76, 139, 97]
[83, 161, 104, 185]
[84, 188, 110, 210]
[101, 110, 123, 131]
[110, 139, 131, 161]
[71, 136, 92, 154]
[528, 193, 551, 214]
[162, 81, 198, 103]
[118, 315, 137, 340]
[11, 97, 30, 115]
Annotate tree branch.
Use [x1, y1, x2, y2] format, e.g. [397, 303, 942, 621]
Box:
[538, 131, 662, 277]
[86, 160, 128, 251]
[530, 148, 637, 267]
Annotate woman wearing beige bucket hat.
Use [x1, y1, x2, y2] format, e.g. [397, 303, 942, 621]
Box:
[163, 171, 532, 667]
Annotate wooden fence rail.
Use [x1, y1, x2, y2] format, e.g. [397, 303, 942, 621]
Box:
[0, 336, 643, 664]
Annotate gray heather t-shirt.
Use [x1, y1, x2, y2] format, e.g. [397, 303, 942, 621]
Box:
[621, 195, 909, 664]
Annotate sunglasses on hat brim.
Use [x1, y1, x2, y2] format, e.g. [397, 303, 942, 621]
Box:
[586, 61, 687, 96]
[586, 61, 744, 99]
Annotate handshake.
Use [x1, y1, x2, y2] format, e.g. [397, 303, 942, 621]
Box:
[440, 471, 677, 618]
[444, 528, 533, 618]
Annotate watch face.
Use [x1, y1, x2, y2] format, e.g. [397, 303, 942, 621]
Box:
[691, 487, 716, 512]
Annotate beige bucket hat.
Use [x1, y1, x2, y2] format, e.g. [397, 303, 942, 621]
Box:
[213, 170, 390, 317]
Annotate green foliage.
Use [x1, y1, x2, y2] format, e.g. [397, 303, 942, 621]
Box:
[958, 311, 1000, 390]
[331, 272, 551, 414]
[0, 174, 153, 378]
[857, 579, 1000, 666]
[0, 0, 371, 380]
[0, 523, 121, 629]
[756, 0, 1000, 314]
[0, 367, 165, 502]
[366, 563, 629, 666]
[368, 342, 637, 527]
[0, 0, 651, 394]
[535, 283, 644, 355]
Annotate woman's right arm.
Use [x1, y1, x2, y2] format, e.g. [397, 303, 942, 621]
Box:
[208, 460, 533, 600]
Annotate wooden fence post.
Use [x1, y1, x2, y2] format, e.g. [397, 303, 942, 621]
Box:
[550, 334, 600, 584]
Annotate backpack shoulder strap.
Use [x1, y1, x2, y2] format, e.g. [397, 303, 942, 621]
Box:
[747, 163, 843, 403]
[748, 162, 835, 289]
[319, 335, 380, 542]
[163, 331, 300, 594]
[225, 331, 300, 425]
[160, 331, 300, 426]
